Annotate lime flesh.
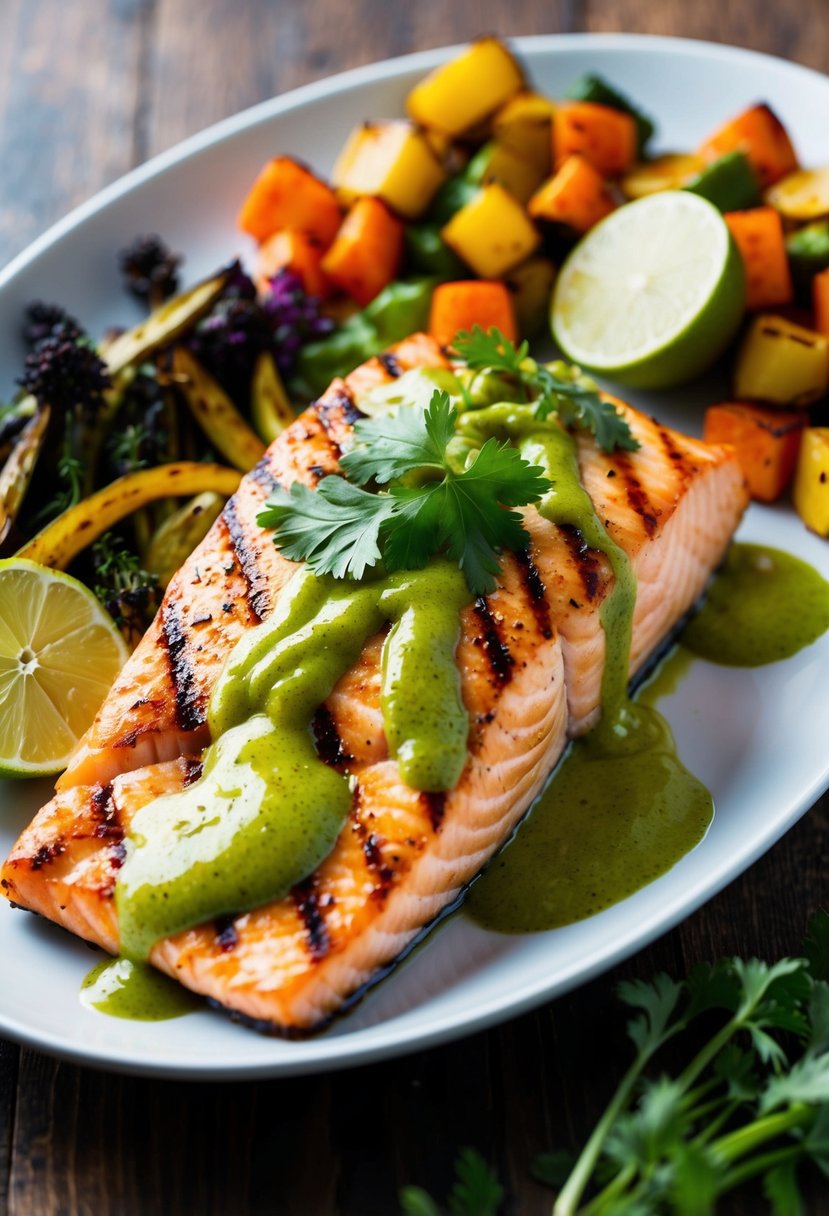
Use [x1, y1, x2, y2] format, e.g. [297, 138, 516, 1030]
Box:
[0, 559, 127, 777]
[551, 191, 746, 389]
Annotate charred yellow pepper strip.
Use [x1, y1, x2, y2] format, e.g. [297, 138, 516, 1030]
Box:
[17, 462, 241, 570]
[172, 347, 266, 472]
[251, 351, 295, 444]
[104, 269, 232, 376]
[0, 407, 50, 545]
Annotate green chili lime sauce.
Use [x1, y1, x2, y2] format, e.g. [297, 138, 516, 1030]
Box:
[681, 542, 829, 666]
[81, 958, 200, 1020]
[115, 561, 470, 961]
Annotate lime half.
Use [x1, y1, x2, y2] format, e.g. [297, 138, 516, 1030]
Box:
[0, 559, 128, 777]
[551, 191, 745, 389]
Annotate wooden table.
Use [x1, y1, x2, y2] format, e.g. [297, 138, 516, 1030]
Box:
[0, 3, 827, 1212]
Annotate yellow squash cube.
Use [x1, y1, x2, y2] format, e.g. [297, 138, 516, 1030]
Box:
[733, 315, 829, 406]
[793, 428, 829, 535]
[473, 142, 545, 205]
[406, 38, 524, 137]
[441, 183, 540, 279]
[621, 153, 705, 199]
[505, 256, 557, 337]
[493, 92, 557, 175]
[332, 120, 446, 219]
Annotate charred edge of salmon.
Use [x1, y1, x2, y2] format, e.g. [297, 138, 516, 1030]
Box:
[377, 351, 402, 378]
[221, 499, 271, 622]
[608, 450, 660, 537]
[314, 384, 365, 434]
[512, 548, 553, 640]
[292, 877, 331, 961]
[311, 706, 354, 769]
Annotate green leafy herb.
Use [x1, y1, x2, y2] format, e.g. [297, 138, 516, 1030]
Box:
[400, 1148, 503, 1216]
[400, 911, 829, 1216]
[453, 327, 640, 454]
[258, 392, 550, 596]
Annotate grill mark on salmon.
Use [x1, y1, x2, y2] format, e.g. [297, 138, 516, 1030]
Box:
[222, 498, 270, 622]
[315, 385, 364, 434]
[30, 841, 66, 871]
[312, 706, 353, 769]
[559, 525, 602, 602]
[292, 878, 330, 961]
[377, 351, 402, 378]
[513, 547, 553, 639]
[248, 456, 280, 495]
[214, 916, 239, 952]
[472, 597, 515, 683]
[160, 599, 204, 732]
[422, 792, 446, 832]
[92, 784, 123, 842]
[612, 451, 660, 536]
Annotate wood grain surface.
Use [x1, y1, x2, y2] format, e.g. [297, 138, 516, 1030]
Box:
[0, 2, 827, 1213]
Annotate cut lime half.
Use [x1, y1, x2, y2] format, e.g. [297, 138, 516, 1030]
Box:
[551, 191, 746, 389]
[0, 559, 128, 777]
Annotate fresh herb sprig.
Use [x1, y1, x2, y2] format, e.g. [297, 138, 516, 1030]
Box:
[400, 912, 829, 1216]
[453, 327, 640, 454]
[400, 1148, 503, 1216]
[257, 391, 551, 595]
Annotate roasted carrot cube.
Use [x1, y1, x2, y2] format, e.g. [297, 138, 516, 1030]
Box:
[238, 157, 342, 245]
[428, 281, 517, 348]
[698, 104, 798, 190]
[703, 402, 807, 502]
[552, 102, 637, 178]
[256, 229, 331, 299]
[725, 207, 793, 311]
[529, 155, 615, 232]
[321, 198, 403, 306]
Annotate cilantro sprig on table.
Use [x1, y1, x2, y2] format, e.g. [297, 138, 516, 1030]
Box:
[453, 327, 640, 454]
[399, 911, 829, 1216]
[257, 391, 551, 596]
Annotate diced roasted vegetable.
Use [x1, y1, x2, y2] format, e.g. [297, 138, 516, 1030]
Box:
[256, 229, 331, 299]
[504, 256, 556, 338]
[404, 223, 467, 279]
[17, 462, 242, 570]
[406, 37, 524, 137]
[793, 427, 829, 535]
[292, 278, 436, 399]
[766, 166, 829, 222]
[564, 72, 655, 155]
[724, 207, 793, 311]
[733, 314, 829, 406]
[170, 347, 265, 472]
[237, 156, 341, 245]
[529, 155, 615, 233]
[0, 407, 50, 546]
[493, 91, 557, 175]
[428, 281, 517, 347]
[104, 267, 233, 376]
[621, 153, 704, 199]
[332, 121, 446, 219]
[813, 267, 829, 337]
[463, 140, 545, 205]
[441, 184, 540, 278]
[786, 220, 829, 296]
[698, 103, 798, 190]
[703, 402, 806, 501]
[684, 151, 762, 212]
[251, 351, 295, 443]
[145, 491, 225, 587]
[553, 102, 637, 178]
[322, 197, 404, 306]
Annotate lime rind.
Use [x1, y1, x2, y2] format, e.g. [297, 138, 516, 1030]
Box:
[551, 191, 746, 390]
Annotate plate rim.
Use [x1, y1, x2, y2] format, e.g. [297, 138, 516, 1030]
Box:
[1, 31, 828, 1080]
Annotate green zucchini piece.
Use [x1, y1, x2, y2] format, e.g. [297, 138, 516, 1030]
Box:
[786, 220, 829, 296]
[684, 151, 762, 212]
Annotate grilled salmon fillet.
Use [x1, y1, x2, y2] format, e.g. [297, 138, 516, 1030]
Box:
[1, 334, 748, 1033]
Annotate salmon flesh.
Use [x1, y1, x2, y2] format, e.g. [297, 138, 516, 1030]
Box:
[1, 334, 748, 1033]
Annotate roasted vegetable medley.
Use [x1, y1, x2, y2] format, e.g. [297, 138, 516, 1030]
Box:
[2, 36, 828, 651]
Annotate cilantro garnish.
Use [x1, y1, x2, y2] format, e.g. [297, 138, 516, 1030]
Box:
[453, 326, 640, 454]
[257, 392, 550, 596]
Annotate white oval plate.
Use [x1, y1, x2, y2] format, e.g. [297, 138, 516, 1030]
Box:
[1, 34, 828, 1079]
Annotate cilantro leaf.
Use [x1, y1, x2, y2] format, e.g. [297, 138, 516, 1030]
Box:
[257, 476, 396, 581]
[453, 326, 640, 454]
[448, 1148, 503, 1216]
[763, 1161, 806, 1216]
[399, 1188, 442, 1216]
[341, 391, 454, 485]
[618, 973, 686, 1056]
